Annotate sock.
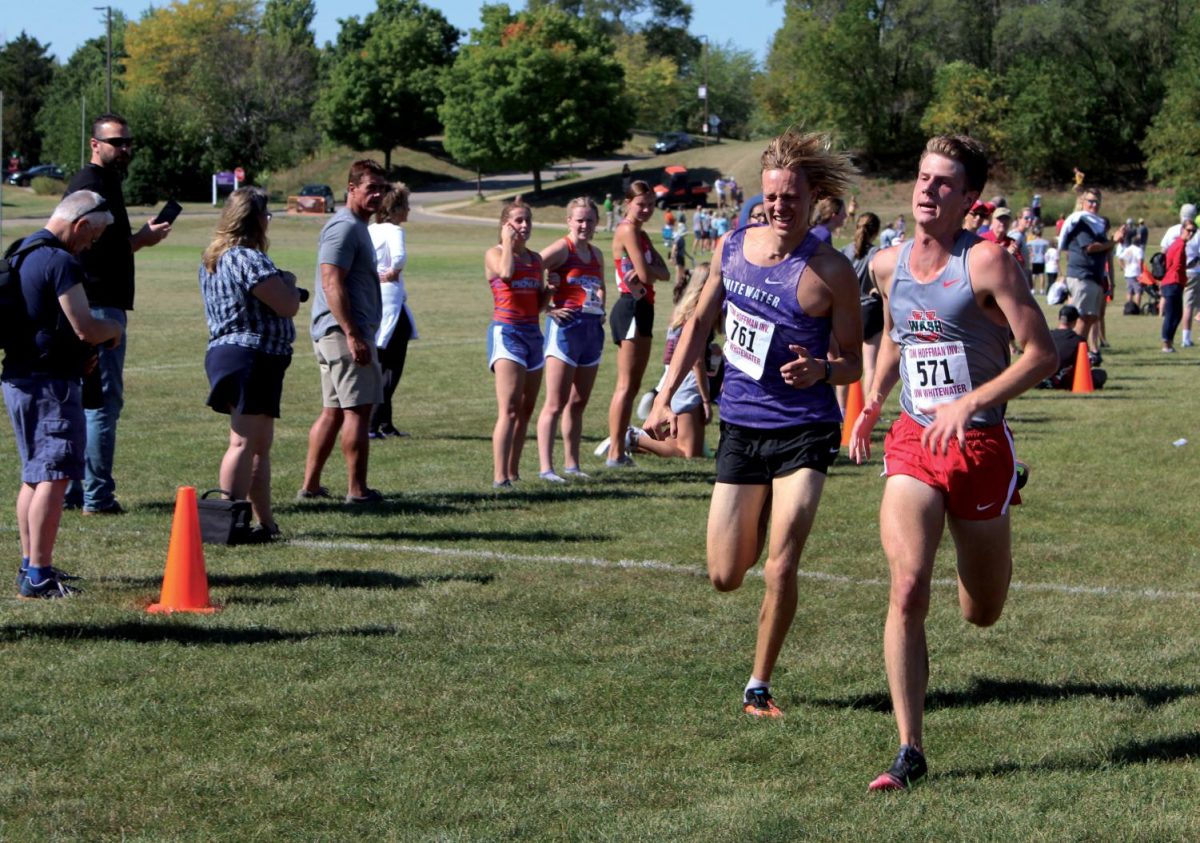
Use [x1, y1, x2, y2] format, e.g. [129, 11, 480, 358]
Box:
[744, 676, 769, 698]
[20, 556, 29, 572]
[27, 565, 52, 585]
[1184, 329, 1192, 344]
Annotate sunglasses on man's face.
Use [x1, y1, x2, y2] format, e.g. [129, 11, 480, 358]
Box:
[94, 136, 133, 149]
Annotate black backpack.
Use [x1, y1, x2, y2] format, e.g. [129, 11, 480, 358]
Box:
[1149, 251, 1167, 280]
[0, 235, 56, 353]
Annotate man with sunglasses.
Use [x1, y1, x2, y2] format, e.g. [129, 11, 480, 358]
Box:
[4, 191, 124, 597]
[64, 113, 172, 515]
[1060, 190, 1122, 355]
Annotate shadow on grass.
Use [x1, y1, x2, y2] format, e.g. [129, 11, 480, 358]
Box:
[939, 732, 1200, 781]
[0, 622, 398, 646]
[323, 528, 608, 544]
[141, 487, 657, 518]
[105, 570, 494, 591]
[811, 676, 1200, 712]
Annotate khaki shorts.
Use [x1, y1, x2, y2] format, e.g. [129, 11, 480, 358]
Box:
[1186, 275, 1200, 311]
[313, 329, 384, 408]
[1066, 276, 1104, 316]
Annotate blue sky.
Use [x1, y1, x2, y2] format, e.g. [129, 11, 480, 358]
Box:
[4, 1, 783, 63]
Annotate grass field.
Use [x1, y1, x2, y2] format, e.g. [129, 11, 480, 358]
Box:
[1, 185, 1199, 840]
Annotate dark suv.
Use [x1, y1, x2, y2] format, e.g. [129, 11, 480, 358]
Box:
[7, 164, 65, 187]
[653, 132, 693, 154]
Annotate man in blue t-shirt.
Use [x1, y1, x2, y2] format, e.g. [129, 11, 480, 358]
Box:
[297, 160, 389, 505]
[4, 191, 124, 598]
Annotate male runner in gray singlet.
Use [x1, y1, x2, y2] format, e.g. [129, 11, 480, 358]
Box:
[849, 135, 1056, 790]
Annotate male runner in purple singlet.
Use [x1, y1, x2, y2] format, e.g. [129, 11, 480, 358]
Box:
[646, 130, 862, 718]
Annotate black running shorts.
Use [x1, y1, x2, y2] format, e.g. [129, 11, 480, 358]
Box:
[715, 420, 842, 484]
[609, 293, 654, 345]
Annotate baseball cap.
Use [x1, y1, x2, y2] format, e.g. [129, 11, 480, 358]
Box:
[992, 206, 1013, 220]
[969, 201, 994, 216]
[1181, 204, 1197, 221]
[1058, 305, 1080, 323]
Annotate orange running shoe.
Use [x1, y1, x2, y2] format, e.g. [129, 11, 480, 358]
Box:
[742, 688, 783, 718]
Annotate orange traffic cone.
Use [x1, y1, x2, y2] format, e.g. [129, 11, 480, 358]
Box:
[148, 486, 218, 614]
[842, 379, 865, 446]
[1071, 342, 1095, 394]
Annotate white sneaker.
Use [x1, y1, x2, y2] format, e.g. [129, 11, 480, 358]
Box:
[592, 437, 612, 457]
[539, 470, 566, 483]
[625, 426, 641, 451]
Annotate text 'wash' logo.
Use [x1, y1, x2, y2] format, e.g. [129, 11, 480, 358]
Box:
[908, 310, 942, 342]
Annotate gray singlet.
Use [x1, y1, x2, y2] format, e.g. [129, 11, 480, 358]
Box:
[888, 231, 1010, 428]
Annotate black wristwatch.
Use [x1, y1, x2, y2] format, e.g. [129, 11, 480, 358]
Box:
[822, 360, 832, 383]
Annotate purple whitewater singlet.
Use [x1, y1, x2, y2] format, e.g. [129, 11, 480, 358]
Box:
[718, 226, 842, 429]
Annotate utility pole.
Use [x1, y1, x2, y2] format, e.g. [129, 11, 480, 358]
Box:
[94, 6, 113, 112]
[698, 35, 709, 146]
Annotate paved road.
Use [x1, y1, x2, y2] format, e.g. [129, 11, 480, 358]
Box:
[0, 154, 648, 231]
[409, 155, 646, 226]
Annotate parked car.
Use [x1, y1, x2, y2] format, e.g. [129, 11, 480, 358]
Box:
[7, 164, 65, 187]
[653, 165, 711, 209]
[654, 132, 693, 154]
[299, 184, 336, 212]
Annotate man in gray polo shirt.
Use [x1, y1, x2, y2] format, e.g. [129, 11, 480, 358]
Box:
[298, 160, 389, 504]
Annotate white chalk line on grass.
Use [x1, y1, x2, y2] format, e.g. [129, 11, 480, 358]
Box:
[292, 540, 1200, 602]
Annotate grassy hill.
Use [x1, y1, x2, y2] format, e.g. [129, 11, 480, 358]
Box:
[262, 141, 475, 203]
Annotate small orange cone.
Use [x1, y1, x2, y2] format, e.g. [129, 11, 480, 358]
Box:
[842, 379, 865, 447]
[1071, 341, 1095, 394]
[148, 486, 218, 614]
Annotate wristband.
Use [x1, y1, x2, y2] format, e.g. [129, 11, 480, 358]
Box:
[822, 360, 832, 383]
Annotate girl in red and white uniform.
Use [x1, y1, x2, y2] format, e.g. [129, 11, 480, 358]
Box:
[604, 180, 669, 466]
[536, 197, 606, 481]
[485, 201, 545, 488]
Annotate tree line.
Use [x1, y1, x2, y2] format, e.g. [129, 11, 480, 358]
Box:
[0, 0, 1195, 203]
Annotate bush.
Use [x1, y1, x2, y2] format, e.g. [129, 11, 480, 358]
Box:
[30, 176, 64, 196]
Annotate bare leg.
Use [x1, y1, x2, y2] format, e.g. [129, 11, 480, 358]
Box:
[302, 407, 342, 493]
[947, 513, 1013, 628]
[340, 404, 374, 498]
[879, 475, 945, 751]
[536, 357, 574, 475]
[561, 365, 598, 471]
[607, 336, 651, 461]
[492, 360, 526, 484]
[509, 367, 543, 477]
[634, 407, 706, 458]
[750, 468, 826, 683]
[20, 480, 70, 568]
[249, 451, 274, 528]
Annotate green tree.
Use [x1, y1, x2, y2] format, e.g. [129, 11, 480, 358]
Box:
[439, 4, 631, 194]
[640, 0, 701, 73]
[920, 61, 1008, 157]
[120, 0, 320, 189]
[314, 0, 459, 170]
[1144, 13, 1200, 198]
[757, 0, 917, 165]
[36, 20, 127, 174]
[612, 33, 681, 132]
[0, 33, 56, 166]
[679, 40, 758, 140]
